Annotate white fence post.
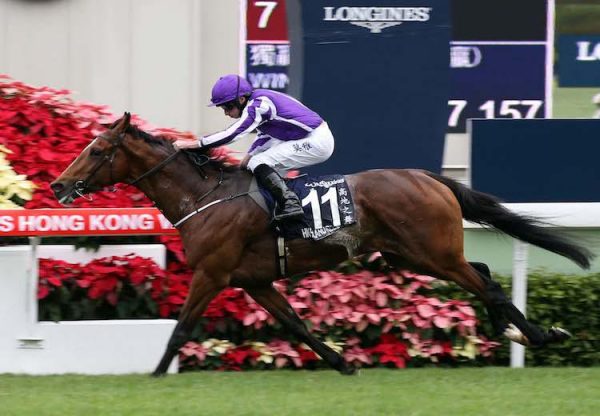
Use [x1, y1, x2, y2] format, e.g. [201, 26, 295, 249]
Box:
[17, 237, 43, 349]
[27, 237, 40, 327]
[510, 239, 529, 368]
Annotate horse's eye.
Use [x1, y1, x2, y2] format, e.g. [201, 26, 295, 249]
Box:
[90, 148, 103, 157]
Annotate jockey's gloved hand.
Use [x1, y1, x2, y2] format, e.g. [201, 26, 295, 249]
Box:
[173, 139, 201, 151]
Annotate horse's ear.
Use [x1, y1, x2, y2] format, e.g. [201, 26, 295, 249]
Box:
[123, 112, 131, 128]
[113, 112, 131, 133]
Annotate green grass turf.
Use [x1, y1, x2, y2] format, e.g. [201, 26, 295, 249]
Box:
[1, 368, 599, 416]
[553, 82, 599, 118]
[553, 1, 600, 120]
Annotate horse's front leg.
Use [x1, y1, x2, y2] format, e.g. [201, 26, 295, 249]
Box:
[152, 270, 228, 377]
[246, 284, 356, 375]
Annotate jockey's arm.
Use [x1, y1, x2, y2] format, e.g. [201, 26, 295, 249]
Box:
[200, 98, 272, 148]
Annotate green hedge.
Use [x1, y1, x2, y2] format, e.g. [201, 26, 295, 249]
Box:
[433, 272, 600, 366]
[557, 4, 600, 35]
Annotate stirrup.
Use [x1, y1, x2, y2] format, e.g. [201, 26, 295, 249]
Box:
[274, 206, 304, 221]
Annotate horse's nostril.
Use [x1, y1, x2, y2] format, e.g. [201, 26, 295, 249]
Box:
[50, 182, 64, 194]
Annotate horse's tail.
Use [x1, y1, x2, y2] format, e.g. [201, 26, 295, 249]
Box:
[426, 172, 595, 269]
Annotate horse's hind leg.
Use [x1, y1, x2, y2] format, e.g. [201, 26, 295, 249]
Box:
[469, 262, 508, 336]
[382, 253, 507, 337]
[246, 284, 356, 375]
[383, 253, 570, 347]
[467, 261, 571, 346]
[454, 263, 570, 347]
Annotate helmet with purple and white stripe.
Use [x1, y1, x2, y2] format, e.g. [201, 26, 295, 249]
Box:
[209, 75, 253, 106]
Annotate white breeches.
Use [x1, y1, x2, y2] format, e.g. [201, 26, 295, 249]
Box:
[247, 122, 335, 172]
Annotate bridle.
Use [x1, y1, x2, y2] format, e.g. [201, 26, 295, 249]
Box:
[72, 131, 200, 200]
[69, 129, 247, 229]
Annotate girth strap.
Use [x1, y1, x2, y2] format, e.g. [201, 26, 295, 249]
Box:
[277, 236, 287, 277]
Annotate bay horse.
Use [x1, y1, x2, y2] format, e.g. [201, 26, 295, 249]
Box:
[51, 113, 593, 376]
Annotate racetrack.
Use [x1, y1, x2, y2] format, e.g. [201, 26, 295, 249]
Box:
[1, 368, 598, 416]
[553, 81, 599, 118]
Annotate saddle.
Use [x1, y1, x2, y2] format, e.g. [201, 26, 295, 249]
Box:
[183, 149, 357, 241]
[253, 174, 357, 241]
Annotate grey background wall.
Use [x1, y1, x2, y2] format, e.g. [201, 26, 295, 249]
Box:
[0, 0, 243, 142]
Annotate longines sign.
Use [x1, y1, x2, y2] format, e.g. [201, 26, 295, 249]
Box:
[558, 35, 600, 87]
[323, 6, 432, 33]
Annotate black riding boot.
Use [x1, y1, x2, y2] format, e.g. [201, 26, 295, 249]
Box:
[254, 164, 303, 220]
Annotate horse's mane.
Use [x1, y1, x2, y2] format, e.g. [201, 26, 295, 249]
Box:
[126, 124, 242, 172]
[127, 125, 166, 146]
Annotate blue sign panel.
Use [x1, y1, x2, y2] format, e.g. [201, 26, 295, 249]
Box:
[294, 0, 450, 175]
[246, 43, 291, 91]
[448, 0, 550, 133]
[448, 44, 547, 133]
[558, 35, 600, 87]
[471, 119, 600, 203]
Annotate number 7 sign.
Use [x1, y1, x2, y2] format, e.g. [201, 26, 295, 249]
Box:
[246, 0, 289, 42]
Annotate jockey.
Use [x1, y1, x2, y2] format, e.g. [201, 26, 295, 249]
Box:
[174, 74, 335, 220]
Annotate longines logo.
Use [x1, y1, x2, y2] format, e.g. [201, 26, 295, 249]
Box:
[576, 41, 600, 61]
[323, 6, 432, 33]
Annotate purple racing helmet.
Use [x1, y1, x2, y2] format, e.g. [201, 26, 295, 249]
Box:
[209, 75, 253, 106]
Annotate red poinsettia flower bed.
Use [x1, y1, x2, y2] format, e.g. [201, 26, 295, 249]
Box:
[38, 254, 499, 370]
[38, 255, 190, 320]
[0, 76, 143, 208]
[0, 76, 245, 207]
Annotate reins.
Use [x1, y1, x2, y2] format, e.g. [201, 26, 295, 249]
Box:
[128, 150, 182, 186]
[75, 131, 251, 228]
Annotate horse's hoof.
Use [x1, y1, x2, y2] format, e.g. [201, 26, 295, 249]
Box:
[548, 326, 572, 343]
[339, 365, 358, 376]
[150, 371, 167, 378]
[504, 324, 530, 346]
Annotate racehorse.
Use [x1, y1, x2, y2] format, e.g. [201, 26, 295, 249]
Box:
[51, 113, 594, 376]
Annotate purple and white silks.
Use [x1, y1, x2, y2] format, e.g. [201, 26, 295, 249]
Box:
[200, 89, 323, 152]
